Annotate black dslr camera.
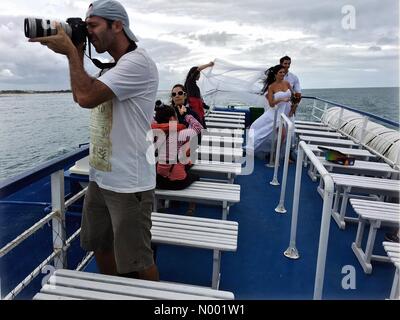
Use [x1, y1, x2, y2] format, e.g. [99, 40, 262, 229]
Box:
[24, 17, 87, 45]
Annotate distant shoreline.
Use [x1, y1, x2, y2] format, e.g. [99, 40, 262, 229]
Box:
[0, 86, 398, 94]
[0, 90, 72, 95]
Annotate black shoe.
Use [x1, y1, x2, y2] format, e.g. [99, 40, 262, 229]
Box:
[384, 232, 399, 243]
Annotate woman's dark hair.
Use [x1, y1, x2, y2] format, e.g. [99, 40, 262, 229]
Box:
[261, 64, 286, 94]
[184, 66, 199, 91]
[154, 105, 176, 124]
[170, 84, 188, 106]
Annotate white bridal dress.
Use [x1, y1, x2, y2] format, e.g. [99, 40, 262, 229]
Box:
[246, 89, 292, 157]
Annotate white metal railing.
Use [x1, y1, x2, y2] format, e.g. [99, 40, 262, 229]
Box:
[3, 227, 82, 300]
[0, 210, 58, 258]
[284, 141, 335, 300]
[0, 170, 87, 299]
[295, 98, 400, 170]
[270, 113, 294, 214]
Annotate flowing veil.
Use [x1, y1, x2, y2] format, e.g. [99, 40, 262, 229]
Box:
[198, 58, 270, 110]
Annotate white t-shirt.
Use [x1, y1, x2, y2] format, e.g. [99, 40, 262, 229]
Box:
[88, 47, 159, 193]
[284, 72, 301, 93]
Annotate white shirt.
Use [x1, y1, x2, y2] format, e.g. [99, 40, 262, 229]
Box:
[284, 72, 301, 93]
[88, 47, 159, 193]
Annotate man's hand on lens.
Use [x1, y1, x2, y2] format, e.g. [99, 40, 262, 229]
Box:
[29, 23, 75, 57]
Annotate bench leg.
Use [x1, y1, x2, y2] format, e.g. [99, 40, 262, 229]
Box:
[351, 218, 372, 273]
[333, 187, 340, 214]
[354, 219, 366, 248]
[364, 220, 380, 266]
[352, 221, 377, 274]
[338, 186, 351, 229]
[222, 201, 229, 220]
[390, 268, 400, 300]
[331, 186, 344, 229]
[212, 249, 221, 289]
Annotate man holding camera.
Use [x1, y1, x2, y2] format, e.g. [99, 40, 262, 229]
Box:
[29, 0, 159, 281]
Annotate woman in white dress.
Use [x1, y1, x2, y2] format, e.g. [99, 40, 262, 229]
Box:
[246, 64, 293, 158]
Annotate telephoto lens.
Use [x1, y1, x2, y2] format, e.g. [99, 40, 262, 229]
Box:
[24, 18, 72, 39]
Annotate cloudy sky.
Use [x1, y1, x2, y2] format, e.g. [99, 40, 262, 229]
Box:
[0, 0, 398, 90]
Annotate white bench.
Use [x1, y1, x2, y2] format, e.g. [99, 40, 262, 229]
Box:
[299, 135, 357, 148]
[383, 242, 400, 300]
[295, 124, 334, 131]
[209, 110, 246, 116]
[201, 135, 244, 148]
[295, 120, 326, 126]
[206, 121, 245, 129]
[196, 145, 243, 163]
[154, 181, 240, 220]
[295, 129, 343, 138]
[311, 156, 398, 183]
[328, 174, 400, 229]
[350, 199, 400, 273]
[151, 211, 238, 289]
[203, 128, 244, 137]
[317, 156, 398, 177]
[34, 269, 234, 300]
[205, 117, 245, 124]
[191, 161, 242, 183]
[308, 145, 377, 160]
[207, 113, 245, 119]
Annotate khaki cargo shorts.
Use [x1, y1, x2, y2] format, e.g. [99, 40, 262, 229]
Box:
[80, 181, 155, 274]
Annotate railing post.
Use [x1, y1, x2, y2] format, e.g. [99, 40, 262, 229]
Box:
[51, 170, 67, 269]
[283, 142, 304, 259]
[275, 114, 294, 213]
[266, 107, 278, 167]
[270, 117, 283, 185]
[313, 173, 334, 300]
[311, 100, 317, 119]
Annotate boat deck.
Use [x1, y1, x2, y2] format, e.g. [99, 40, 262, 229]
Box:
[0, 157, 396, 300]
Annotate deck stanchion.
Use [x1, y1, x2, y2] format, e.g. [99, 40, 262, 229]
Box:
[270, 119, 282, 186]
[274, 114, 294, 213]
[283, 143, 303, 259]
[51, 170, 67, 269]
[266, 108, 278, 168]
[313, 171, 334, 300]
[284, 141, 335, 300]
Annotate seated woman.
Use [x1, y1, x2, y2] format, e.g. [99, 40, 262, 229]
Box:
[170, 84, 202, 124]
[246, 64, 293, 160]
[152, 104, 204, 214]
[170, 83, 203, 144]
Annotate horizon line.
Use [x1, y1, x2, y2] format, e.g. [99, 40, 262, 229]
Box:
[1, 85, 399, 93]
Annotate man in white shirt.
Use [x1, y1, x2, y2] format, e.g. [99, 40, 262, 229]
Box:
[30, 0, 159, 281]
[280, 56, 302, 116]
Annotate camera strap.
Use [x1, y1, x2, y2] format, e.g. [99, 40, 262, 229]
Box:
[87, 41, 136, 70]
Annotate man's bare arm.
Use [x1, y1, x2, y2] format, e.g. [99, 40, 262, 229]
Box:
[67, 48, 114, 108]
[29, 24, 114, 109]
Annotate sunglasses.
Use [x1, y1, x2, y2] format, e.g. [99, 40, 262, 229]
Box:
[318, 146, 355, 166]
[172, 91, 185, 97]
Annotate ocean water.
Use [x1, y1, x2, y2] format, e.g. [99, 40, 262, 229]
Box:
[0, 87, 398, 181]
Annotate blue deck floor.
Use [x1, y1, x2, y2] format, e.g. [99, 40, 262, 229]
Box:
[85, 157, 397, 299]
[1, 157, 396, 299]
